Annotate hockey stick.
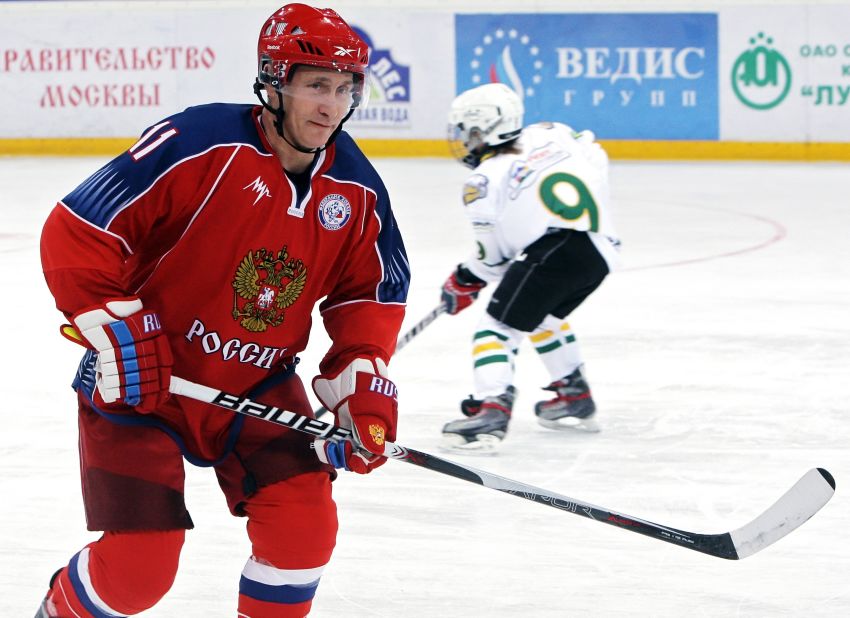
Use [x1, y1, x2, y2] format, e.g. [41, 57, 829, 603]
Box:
[170, 375, 834, 560]
[394, 303, 446, 353]
[314, 303, 446, 418]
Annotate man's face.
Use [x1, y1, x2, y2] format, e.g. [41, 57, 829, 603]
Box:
[280, 67, 358, 149]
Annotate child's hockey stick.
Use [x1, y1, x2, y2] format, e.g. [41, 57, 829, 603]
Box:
[394, 303, 445, 353]
[314, 303, 445, 418]
[170, 374, 834, 560]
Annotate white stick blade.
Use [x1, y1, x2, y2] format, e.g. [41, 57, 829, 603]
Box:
[730, 468, 835, 559]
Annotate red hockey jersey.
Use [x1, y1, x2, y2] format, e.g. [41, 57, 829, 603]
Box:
[41, 103, 409, 461]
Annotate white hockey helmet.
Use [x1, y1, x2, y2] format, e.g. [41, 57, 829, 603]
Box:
[448, 83, 524, 168]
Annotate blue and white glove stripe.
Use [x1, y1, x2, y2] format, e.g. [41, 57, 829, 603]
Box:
[314, 439, 350, 471]
[105, 322, 144, 405]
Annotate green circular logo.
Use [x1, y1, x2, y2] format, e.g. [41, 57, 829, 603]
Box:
[731, 32, 792, 110]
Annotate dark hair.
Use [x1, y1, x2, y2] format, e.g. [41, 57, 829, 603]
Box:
[490, 138, 522, 157]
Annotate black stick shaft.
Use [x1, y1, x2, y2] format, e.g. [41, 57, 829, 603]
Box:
[169, 376, 834, 561]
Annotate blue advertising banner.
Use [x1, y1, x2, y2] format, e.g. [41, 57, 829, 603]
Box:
[455, 13, 718, 140]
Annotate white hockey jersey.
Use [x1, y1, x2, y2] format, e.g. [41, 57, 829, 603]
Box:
[460, 122, 620, 282]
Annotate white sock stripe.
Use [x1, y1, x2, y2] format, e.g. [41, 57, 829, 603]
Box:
[241, 558, 325, 587]
[57, 578, 84, 618]
[76, 548, 125, 617]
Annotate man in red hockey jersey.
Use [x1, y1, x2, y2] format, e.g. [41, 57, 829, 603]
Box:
[36, 4, 409, 617]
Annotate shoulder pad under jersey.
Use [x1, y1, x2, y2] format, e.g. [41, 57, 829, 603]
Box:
[62, 103, 266, 229]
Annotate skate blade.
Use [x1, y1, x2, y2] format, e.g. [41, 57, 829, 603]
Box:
[537, 414, 600, 433]
[439, 432, 502, 455]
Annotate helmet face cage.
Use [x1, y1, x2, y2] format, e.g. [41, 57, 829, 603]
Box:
[448, 123, 488, 169]
[447, 83, 524, 168]
[258, 57, 368, 112]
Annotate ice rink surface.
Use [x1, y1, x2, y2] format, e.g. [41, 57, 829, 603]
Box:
[1, 155, 848, 617]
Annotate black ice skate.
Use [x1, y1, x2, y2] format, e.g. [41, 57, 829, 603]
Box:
[534, 366, 600, 432]
[442, 386, 516, 453]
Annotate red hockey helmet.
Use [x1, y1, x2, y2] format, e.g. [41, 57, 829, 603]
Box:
[257, 3, 369, 100]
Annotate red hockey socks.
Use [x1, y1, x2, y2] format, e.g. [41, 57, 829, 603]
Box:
[42, 530, 184, 617]
[237, 473, 337, 617]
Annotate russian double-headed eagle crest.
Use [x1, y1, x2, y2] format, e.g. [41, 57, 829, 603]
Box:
[369, 424, 386, 446]
[232, 246, 307, 332]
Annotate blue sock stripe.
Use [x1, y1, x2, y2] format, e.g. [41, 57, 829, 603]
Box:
[239, 575, 319, 604]
[67, 551, 127, 618]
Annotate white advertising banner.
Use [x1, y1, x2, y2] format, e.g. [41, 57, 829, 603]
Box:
[331, 8, 455, 140]
[1, 2, 848, 144]
[720, 4, 850, 141]
[0, 3, 263, 138]
[0, 2, 454, 140]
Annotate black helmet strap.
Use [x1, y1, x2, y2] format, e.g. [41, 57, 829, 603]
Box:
[252, 75, 354, 155]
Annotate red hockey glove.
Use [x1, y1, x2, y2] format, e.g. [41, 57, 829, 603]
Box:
[69, 297, 173, 413]
[312, 358, 398, 474]
[441, 265, 486, 315]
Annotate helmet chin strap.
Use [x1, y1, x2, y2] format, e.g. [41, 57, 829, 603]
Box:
[253, 79, 353, 155]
